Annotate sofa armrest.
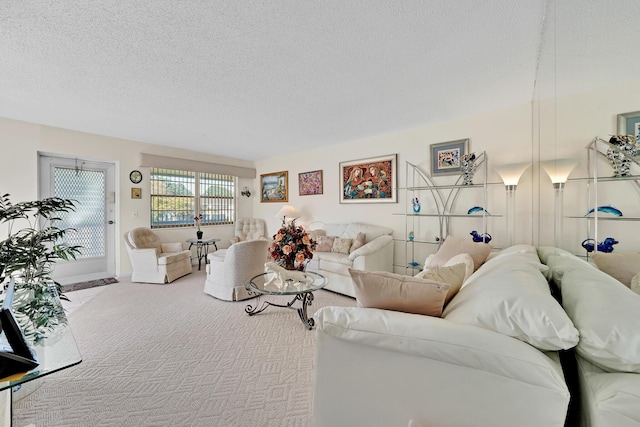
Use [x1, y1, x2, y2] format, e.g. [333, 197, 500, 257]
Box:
[127, 248, 160, 271]
[348, 235, 392, 260]
[313, 306, 570, 427]
[315, 306, 567, 389]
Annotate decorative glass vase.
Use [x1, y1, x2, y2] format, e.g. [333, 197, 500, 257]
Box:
[196, 230, 203, 239]
[412, 198, 421, 213]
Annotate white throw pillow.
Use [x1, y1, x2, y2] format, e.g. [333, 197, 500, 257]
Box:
[443, 251, 579, 351]
[427, 235, 492, 271]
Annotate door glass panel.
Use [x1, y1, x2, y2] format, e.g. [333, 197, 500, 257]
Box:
[53, 167, 106, 259]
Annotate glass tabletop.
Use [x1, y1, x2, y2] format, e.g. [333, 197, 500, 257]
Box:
[247, 271, 326, 296]
[186, 238, 220, 244]
[0, 295, 82, 392]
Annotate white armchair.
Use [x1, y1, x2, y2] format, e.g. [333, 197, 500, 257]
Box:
[204, 239, 270, 301]
[124, 227, 192, 284]
[230, 218, 268, 245]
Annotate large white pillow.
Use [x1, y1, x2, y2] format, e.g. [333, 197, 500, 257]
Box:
[556, 263, 640, 373]
[442, 251, 579, 351]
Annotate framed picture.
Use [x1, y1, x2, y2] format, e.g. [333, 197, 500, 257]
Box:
[298, 170, 323, 196]
[340, 154, 397, 203]
[430, 139, 469, 176]
[131, 187, 141, 199]
[617, 110, 640, 138]
[260, 171, 288, 203]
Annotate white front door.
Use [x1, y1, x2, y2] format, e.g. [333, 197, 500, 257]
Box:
[39, 155, 116, 284]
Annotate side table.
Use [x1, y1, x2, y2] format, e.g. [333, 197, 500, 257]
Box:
[186, 238, 220, 270]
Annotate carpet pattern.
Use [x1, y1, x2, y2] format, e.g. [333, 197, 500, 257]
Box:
[12, 270, 355, 427]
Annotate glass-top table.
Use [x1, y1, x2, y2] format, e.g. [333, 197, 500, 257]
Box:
[0, 290, 82, 424]
[245, 271, 327, 329]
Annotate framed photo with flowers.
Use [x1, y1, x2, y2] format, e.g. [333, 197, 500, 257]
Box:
[298, 170, 323, 196]
[617, 110, 640, 139]
[260, 171, 288, 203]
[340, 154, 397, 203]
[430, 139, 469, 176]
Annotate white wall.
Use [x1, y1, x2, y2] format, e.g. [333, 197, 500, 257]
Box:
[2, 79, 638, 278]
[0, 117, 255, 276]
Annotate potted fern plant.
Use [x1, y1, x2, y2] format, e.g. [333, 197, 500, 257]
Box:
[0, 193, 82, 343]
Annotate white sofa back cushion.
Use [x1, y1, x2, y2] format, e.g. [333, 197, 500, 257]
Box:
[443, 248, 579, 351]
[540, 247, 640, 373]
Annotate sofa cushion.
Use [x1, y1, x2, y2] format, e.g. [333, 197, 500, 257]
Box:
[349, 232, 366, 253]
[546, 251, 640, 373]
[342, 222, 393, 243]
[349, 269, 449, 317]
[161, 242, 183, 253]
[316, 236, 335, 252]
[307, 229, 326, 241]
[443, 251, 579, 351]
[332, 238, 353, 254]
[591, 251, 640, 287]
[632, 272, 640, 295]
[427, 235, 492, 271]
[415, 262, 467, 305]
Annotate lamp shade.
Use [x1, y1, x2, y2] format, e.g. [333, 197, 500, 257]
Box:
[275, 205, 300, 220]
[495, 162, 531, 186]
[540, 159, 580, 184]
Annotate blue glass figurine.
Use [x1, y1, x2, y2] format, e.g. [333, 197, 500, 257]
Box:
[581, 237, 618, 253]
[412, 197, 421, 213]
[470, 230, 492, 243]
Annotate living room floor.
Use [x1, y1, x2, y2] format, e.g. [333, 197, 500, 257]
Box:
[62, 286, 108, 314]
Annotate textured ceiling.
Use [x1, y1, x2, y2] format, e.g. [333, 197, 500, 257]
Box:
[0, 1, 637, 161]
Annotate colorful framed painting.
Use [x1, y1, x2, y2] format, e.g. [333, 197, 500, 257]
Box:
[260, 171, 288, 203]
[430, 139, 469, 176]
[298, 170, 323, 196]
[340, 154, 397, 203]
[617, 110, 640, 139]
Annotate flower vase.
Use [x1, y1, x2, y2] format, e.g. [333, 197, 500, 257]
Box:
[196, 230, 203, 239]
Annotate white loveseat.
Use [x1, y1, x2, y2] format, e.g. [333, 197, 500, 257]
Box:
[306, 222, 394, 297]
[313, 244, 579, 427]
[539, 247, 640, 427]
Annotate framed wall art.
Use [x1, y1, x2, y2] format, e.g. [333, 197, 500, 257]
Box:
[298, 170, 323, 196]
[430, 139, 469, 176]
[131, 187, 142, 199]
[617, 110, 640, 138]
[340, 154, 397, 203]
[260, 171, 288, 203]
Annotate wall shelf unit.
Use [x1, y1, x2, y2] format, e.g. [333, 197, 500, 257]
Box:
[570, 137, 640, 256]
[394, 153, 501, 273]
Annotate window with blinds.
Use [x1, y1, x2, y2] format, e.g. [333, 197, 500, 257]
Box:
[150, 168, 235, 228]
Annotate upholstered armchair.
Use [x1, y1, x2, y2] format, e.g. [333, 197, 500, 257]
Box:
[204, 239, 269, 301]
[230, 218, 268, 245]
[124, 227, 193, 284]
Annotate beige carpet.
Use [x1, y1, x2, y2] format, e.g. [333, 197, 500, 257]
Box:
[12, 270, 355, 427]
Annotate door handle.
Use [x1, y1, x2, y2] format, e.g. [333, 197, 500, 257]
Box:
[108, 220, 115, 224]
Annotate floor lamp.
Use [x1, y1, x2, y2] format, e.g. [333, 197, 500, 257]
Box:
[495, 162, 531, 247]
[540, 159, 580, 248]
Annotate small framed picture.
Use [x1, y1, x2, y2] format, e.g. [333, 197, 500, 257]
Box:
[617, 110, 640, 138]
[430, 139, 470, 176]
[340, 154, 397, 203]
[298, 170, 323, 196]
[131, 188, 142, 199]
[260, 171, 288, 203]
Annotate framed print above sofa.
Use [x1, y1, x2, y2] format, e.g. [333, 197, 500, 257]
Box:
[340, 154, 396, 203]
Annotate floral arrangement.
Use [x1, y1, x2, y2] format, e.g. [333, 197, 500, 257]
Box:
[269, 220, 317, 271]
[194, 213, 202, 231]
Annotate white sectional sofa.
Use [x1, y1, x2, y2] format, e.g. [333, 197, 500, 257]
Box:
[539, 247, 640, 427]
[313, 243, 579, 427]
[306, 222, 394, 297]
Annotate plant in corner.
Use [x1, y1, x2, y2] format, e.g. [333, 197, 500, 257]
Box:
[0, 193, 82, 343]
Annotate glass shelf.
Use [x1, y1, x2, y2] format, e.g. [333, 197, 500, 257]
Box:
[567, 216, 640, 221]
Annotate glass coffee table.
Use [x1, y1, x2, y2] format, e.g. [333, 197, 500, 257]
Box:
[245, 271, 327, 329]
